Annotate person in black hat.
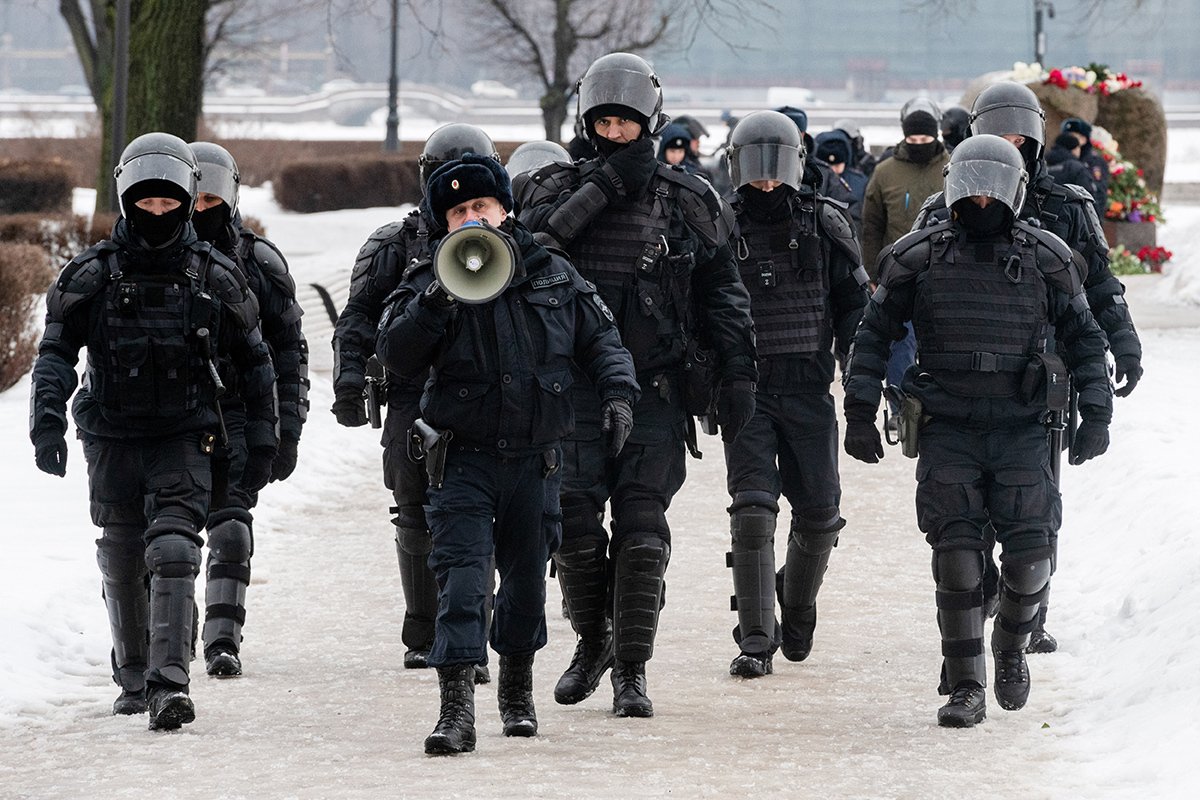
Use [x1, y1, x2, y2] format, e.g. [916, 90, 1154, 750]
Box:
[1062, 118, 1109, 217]
[331, 124, 501, 683]
[940, 105, 971, 153]
[1046, 131, 1100, 208]
[657, 122, 692, 168]
[861, 97, 949, 428]
[376, 153, 639, 754]
[814, 130, 867, 230]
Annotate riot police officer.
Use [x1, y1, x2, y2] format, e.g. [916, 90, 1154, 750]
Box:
[843, 135, 1112, 727]
[913, 81, 1143, 651]
[518, 52, 758, 717]
[189, 141, 310, 678]
[29, 132, 278, 730]
[722, 110, 869, 677]
[505, 139, 572, 214]
[375, 154, 638, 754]
[331, 124, 499, 681]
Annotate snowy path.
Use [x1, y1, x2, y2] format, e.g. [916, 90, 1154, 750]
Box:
[3, 189, 1198, 798]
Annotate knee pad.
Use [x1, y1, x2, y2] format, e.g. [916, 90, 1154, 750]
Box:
[611, 498, 669, 541]
[933, 549, 984, 591]
[560, 496, 605, 542]
[96, 527, 146, 581]
[790, 507, 844, 555]
[207, 517, 253, 564]
[730, 506, 776, 549]
[390, 504, 426, 532]
[1001, 559, 1052, 596]
[145, 533, 202, 579]
[396, 525, 433, 556]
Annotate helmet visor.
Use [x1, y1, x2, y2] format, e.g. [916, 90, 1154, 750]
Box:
[196, 161, 238, 209]
[730, 142, 803, 190]
[970, 105, 1044, 146]
[944, 158, 1026, 214]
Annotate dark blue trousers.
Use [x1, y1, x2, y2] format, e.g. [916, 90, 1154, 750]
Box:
[425, 447, 562, 667]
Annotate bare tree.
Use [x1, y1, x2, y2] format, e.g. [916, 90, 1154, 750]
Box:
[469, 0, 775, 141]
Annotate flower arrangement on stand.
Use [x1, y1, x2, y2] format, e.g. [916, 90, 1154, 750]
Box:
[1013, 61, 1144, 95]
[1108, 244, 1172, 275]
[1091, 135, 1164, 224]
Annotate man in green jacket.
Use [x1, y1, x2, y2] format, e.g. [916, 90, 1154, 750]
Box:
[859, 98, 951, 424]
[861, 98, 951, 277]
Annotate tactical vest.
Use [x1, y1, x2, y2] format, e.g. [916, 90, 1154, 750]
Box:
[735, 194, 831, 358]
[571, 165, 691, 367]
[89, 249, 221, 418]
[913, 232, 1048, 398]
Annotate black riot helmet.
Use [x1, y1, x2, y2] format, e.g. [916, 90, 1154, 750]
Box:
[113, 132, 200, 219]
[576, 52, 668, 142]
[419, 123, 500, 185]
[505, 140, 571, 179]
[943, 133, 1028, 217]
[727, 110, 806, 191]
[969, 81, 1046, 168]
[940, 106, 971, 150]
[189, 141, 241, 218]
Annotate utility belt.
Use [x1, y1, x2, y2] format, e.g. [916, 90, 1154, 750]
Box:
[407, 419, 560, 488]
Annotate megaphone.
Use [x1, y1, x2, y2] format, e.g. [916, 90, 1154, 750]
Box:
[432, 220, 518, 304]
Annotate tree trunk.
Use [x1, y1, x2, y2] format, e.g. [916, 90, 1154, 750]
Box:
[541, 87, 569, 142]
[68, 1, 209, 212]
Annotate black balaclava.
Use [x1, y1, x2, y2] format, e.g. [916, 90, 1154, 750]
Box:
[953, 199, 1012, 239]
[740, 184, 794, 222]
[904, 140, 944, 164]
[124, 179, 191, 248]
[192, 202, 231, 244]
[586, 104, 649, 158]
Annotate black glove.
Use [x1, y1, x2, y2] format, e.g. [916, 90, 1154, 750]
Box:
[1113, 354, 1142, 397]
[601, 397, 634, 457]
[716, 382, 756, 443]
[604, 138, 658, 199]
[419, 279, 457, 309]
[270, 437, 299, 482]
[844, 419, 884, 463]
[1070, 419, 1110, 465]
[332, 386, 368, 428]
[34, 431, 67, 477]
[239, 446, 276, 495]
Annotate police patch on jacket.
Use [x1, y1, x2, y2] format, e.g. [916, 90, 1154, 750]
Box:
[592, 292, 614, 322]
[531, 272, 569, 289]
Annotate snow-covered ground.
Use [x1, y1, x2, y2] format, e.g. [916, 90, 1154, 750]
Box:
[1, 177, 1198, 798]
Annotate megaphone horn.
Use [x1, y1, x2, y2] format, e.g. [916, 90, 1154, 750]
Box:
[433, 221, 517, 304]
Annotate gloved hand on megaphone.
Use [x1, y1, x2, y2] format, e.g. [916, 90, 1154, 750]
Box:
[420, 279, 458, 309]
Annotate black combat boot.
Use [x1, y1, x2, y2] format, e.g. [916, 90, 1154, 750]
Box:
[147, 684, 195, 731]
[1025, 606, 1058, 654]
[611, 659, 653, 718]
[424, 664, 477, 755]
[404, 647, 430, 669]
[729, 651, 773, 678]
[778, 603, 817, 662]
[113, 688, 147, 715]
[497, 653, 537, 737]
[937, 682, 987, 728]
[993, 645, 1031, 710]
[554, 633, 614, 704]
[204, 641, 242, 678]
